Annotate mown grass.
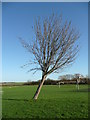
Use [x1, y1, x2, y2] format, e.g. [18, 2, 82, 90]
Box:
[2, 85, 88, 119]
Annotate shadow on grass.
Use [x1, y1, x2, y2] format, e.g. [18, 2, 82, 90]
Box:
[2, 98, 38, 102]
[2, 98, 29, 102]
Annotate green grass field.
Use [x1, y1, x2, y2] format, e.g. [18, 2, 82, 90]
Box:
[2, 85, 88, 119]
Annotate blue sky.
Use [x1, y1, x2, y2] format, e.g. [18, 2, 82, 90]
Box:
[2, 2, 88, 82]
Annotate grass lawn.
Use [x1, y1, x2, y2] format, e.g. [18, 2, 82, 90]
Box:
[2, 85, 88, 119]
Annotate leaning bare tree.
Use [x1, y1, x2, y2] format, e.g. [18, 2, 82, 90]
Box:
[19, 13, 80, 100]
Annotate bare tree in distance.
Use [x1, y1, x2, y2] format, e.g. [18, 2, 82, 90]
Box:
[58, 74, 74, 80]
[19, 13, 80, 100]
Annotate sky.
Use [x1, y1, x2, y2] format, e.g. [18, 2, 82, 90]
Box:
[2, 2, 88, 82]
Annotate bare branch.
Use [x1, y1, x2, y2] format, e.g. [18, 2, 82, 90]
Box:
[20, 13, 80, 76]
[27, 68, 42, 73]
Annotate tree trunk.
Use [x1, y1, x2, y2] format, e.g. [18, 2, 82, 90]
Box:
[33, 74, 47, 100]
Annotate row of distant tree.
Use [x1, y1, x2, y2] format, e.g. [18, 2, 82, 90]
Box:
[24, 74, 89, 85]
[58, 73, 87, 80]
[1, 74, 89, 86]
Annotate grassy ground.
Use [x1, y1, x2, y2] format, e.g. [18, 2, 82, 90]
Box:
[2, 85, 88, 119]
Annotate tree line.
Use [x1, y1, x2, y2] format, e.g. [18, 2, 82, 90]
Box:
[23, 77, 89, 85]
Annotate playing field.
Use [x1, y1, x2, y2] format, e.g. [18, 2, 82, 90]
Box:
[2, 85, 88, 119]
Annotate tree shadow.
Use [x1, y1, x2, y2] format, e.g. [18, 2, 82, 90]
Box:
[3, 98, 29, 102]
